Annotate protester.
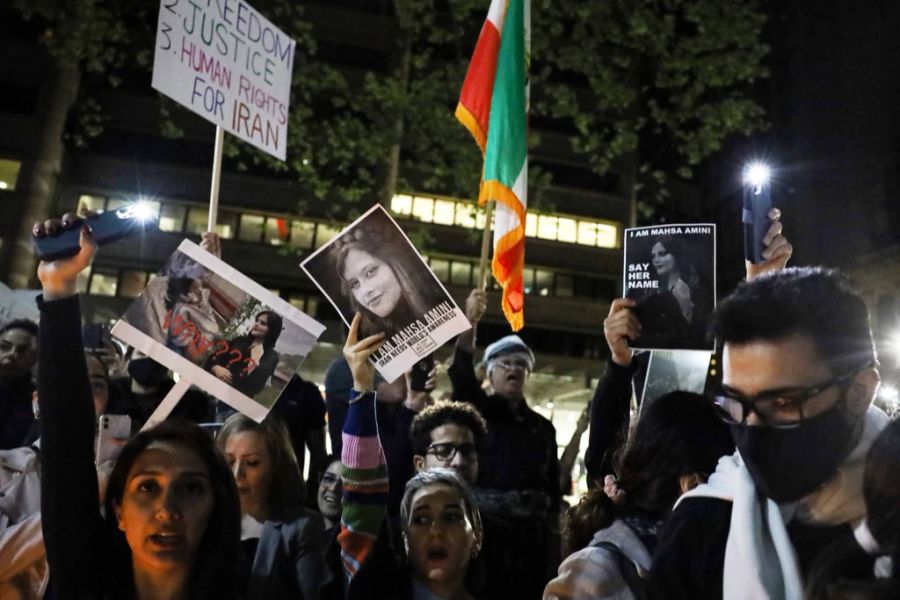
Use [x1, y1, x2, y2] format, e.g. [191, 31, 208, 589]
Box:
[218, 412, 326, 599]
[805, 417, 900, 599]
[0, 319, 38, 450]
[209, 310, 283, 398]
[648, 267, 888, 600]
[450, 292, 561, 596]
[317, 455, 343, 535]
[34, 216, 243, 598]
[410, 400, 487, 487]
[544, 391, 734, 600]
[323, 313, 484, 599]
[271, 373, 328, 496]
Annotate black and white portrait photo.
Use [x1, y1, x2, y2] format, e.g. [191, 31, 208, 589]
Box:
[623, 224, 716, 351]
[301, 204, 470, 382]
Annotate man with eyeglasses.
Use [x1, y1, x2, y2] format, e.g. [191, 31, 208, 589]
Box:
[448, 289, 561, 598]
[648, 267, 889, 600]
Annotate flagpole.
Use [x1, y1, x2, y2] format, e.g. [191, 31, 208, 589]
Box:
[478, 200, 494, 291]
[207, 126, 225, 231]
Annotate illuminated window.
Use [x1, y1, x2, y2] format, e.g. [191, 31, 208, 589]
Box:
[577, 221, 597, 246]
[432, 199, 456, 225]
[412, 196, 435, 223]
[450, 261, 472, 286]
[186, 207, 210, 235]
[78, 194, 106, 214]
[106, 198, 129, 211]
[596, 224, 618, 248]
[215, 210, 238, 239]
[265, 217, 289, 245]
[305, 297, 318, 316]
[455, 204, 478, 228]
[522, 267, 535, 294]
[89, 271, 118, 296]
[291, 221, 315, 249]
[535, 269, 553, 297]
[429, 258, 450, 282]
[120, 271, 148, 298]
[557, 218, 577, 243]
[314, 223, 341, 249]
[239, 214, 265, 242]
[159, 204, 186, 232]
[391, 194, 413, 215]
[525, 213, 537, 237]
[268, 288, 281, 296]
[76, 267, 92, 294]
[0, 159, 21, 191]
[537, 215, 558, 240]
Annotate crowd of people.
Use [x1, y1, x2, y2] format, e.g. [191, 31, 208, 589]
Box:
[0, 207, 897, 599]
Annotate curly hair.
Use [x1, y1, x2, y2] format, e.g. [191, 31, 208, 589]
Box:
[410, 400, 488, 456]
[0, 318, 38, 338]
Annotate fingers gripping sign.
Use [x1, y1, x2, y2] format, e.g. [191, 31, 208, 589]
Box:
[344, 313, 386, 394]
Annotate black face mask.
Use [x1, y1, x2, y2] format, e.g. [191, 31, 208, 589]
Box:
[127, 358, 169, 388]
[730, 399, 858, 503]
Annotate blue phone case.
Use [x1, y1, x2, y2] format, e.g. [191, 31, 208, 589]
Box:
[742, 182, 772, 264]
[32, 206, 159, 261]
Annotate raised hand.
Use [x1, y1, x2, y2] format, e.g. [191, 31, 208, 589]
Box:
[344, 313, 385, 393]
[745, 207, 793, 281]
[35, 213, 97, 300]
[603, 298, 641, 367]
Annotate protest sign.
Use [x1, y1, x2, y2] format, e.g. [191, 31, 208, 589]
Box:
[301, 204, 471, 383]
[151, 0, 295, 160]
[112, 240, 324, 421]
[623, 224, 716, 351]
[640, 350, 713, 416]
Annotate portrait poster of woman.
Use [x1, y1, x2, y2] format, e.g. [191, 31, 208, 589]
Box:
[112, 240, 325, 421]
[301, 204, 471, 383]
[622, 224, 716, 351]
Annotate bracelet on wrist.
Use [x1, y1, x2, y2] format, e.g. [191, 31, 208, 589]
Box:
[349, 388, 373, 404]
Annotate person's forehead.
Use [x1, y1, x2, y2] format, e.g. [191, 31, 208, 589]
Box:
[411, 483, 463, 510]
[224, 430, 268, 454]
[325, 460, 343, 475]
[0, 328, 36, 347]
[722, 335, 830, 392]
[430, 423, 474, 444]
[129, 441, 209, 477]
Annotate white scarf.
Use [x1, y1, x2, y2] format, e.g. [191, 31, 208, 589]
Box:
[675, 406, 889, 600]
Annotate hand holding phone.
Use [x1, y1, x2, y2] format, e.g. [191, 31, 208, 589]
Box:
[33, 204, 159, 262]
[96, 414, 132, 464]
[742, 163, 772, 265]
[410, 355, 435, 392]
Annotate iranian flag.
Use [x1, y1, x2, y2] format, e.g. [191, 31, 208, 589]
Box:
[456, 0, 529, 332]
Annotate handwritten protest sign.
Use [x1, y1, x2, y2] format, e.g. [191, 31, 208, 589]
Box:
[301, 205, 471, 383]
[623, 224, 716, 351]
[112, 240, 324, 421]
[151, 0, 295, 159]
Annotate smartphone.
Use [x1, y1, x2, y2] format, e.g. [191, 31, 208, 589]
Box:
[33, 204, 159, 262]
[96, 414, 132, 464]
[742, 180, 772, 265]
[410, 355, 434, 392]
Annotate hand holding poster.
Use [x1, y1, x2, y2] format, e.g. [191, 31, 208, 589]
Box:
[301, 205, 471, 383]
[151, 0, 295, 159]
[112, 240, 325, 421]
[623, 224, 716, 351]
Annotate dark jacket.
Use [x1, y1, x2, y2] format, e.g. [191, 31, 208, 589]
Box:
[0, 373, 35, 450]
[247, 505, 328, 600]
[584, 359, 638, 485]
[208, 335, 279, 398]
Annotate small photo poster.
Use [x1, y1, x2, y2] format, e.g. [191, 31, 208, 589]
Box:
[112, 240, 325, 421]
[301, 204, 471, 382]
[640, 350, 714, 416]
[623, 224, 716, 351]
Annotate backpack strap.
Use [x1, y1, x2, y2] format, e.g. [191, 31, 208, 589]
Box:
[591, 541, 648, 600]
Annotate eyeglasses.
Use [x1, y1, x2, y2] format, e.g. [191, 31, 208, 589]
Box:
[712, 370, 858, 428]
[426, 442, 478, 462]
[494, 359, 530, 371]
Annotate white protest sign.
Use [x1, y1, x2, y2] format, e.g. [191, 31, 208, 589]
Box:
[151, 0, 295, 160]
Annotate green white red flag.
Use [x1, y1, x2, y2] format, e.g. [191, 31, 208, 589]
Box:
[456, 0, 529, 332]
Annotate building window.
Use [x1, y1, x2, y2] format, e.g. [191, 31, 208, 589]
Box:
[535, 269, 554, 297]
[556, 274, 574, 298]
[159, 204, 186, 232]
[450, 261, 472, 286]
[537, 215, 558, 240]
[215, 210, 239, 239]
[76, 267, 92, 294]
[0, 159, 21, 191]
[264, 217, 290, 245]
[291, 221, 315, 249]
[238, 214, 265, 242]
[412, 196, 435, 223]
[314, 223, 341, 249]
[78, 194, 107, 213]
[186, 207, 210, 235]
[522, 267, 535, 295]
[557, 218, 577, 243]
[106, 198, 129, 211]
[391, 194, 413, 215]
[432, 199, 456, 225]
[89, 270, 118, 296]
[429, 258, 450, 282]
[120, 271, 149, 298]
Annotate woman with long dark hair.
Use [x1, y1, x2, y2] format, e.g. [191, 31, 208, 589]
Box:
[209, 310, 283, 398]
[545, 391, 734, 600]
[34, 217, 243, 599]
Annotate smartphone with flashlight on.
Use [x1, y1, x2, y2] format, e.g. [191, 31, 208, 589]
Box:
[742, 162, 772, 265]
[32, 203, 160, 262]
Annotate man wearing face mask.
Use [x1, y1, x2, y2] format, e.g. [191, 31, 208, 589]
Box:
[647, 267, 889, 600]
